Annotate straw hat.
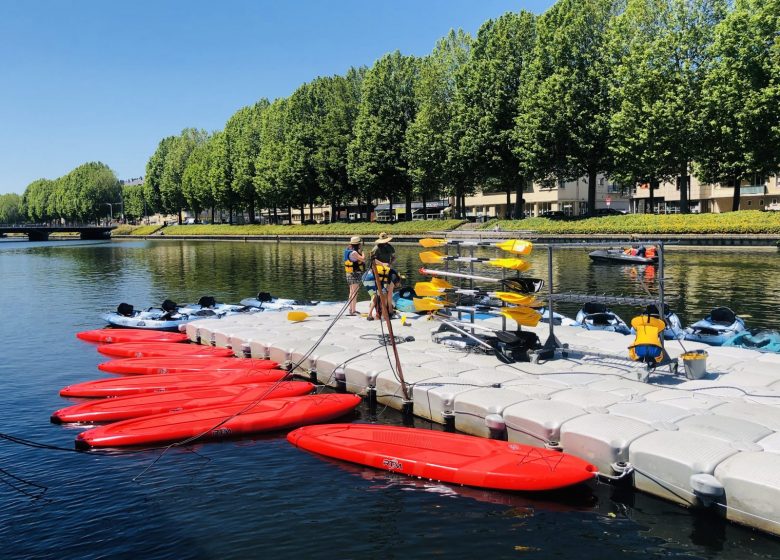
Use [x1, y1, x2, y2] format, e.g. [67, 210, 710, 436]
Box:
[375, 232, 393, 244]
[350, 236, 362, 244]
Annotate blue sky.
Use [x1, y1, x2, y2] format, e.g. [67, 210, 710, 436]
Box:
[0, 0, 554, 195]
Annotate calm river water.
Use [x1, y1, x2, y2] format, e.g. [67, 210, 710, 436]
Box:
[1, 238, 779, 559]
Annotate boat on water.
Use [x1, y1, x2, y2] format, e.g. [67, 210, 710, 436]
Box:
[723, 329, 780, 353]
[103, 297, 259, 331]
[684, 306, 746, 346]
[644, 304, 685, 340]
[589, 246, 658, 265]
[574, 302, 631, 334]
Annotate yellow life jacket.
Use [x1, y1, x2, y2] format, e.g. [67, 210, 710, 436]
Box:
[628, 315, 665, 363]
[344, 248, 365, 274]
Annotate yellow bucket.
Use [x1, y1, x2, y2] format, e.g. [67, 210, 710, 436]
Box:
[680, 350, 708, 380]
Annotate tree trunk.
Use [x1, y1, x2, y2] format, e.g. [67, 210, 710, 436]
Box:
[513, 178, 524, 219]
[460, 193, 466, 219]
[422, 193, 427, 220]
[405, 188, 412, 222]
[331, 201, 337, 223]
[229, 206, 234, 225]
[454, 186, 461, 219]
[388, 198, 393, 223]
[505, 188, 511, 219]
[649, 178, 657, 214]
[299, 204, 304, 224]
[731, 174, 741, 212]
[309, 200, 314, 222]
[679, 163, 689, 214]
[248, 201, 255, 224]
[587, 171, 597, 216]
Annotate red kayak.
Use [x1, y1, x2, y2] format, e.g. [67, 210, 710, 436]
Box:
[75, 393, 362, 449]
[96, 342, 235, 359]
[98, 357, 279, 375]
[287, 424, 597, 491]
[77, 329, 189, 344]
[60, 369, 289, 398]
[52, 381, 315, 423]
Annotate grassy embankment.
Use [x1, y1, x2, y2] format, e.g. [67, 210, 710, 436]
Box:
[486, 210, 780, 235]
[124, 220, 467, 237]
[112, 224, 165, 236]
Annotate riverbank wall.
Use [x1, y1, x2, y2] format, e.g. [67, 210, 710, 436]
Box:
[114, 232, 780, 248]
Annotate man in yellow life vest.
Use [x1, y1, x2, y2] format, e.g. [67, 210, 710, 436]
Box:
[344, 236, 365, 316]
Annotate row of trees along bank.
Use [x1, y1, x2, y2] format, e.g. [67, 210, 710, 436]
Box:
[15, 0, 780, 225]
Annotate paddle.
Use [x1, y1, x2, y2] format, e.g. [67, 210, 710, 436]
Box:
[418, 238, 533, 256]
[419, 251, 531, 272]
[414, 282, 542, 307]
[286, 311, 336, 322]
[418, 267, 544, 293]
[412, 298, 542, 327]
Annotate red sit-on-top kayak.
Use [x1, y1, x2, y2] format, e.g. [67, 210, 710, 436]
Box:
[97, 342, 235, 359]
[287, 424, 597, 491]
[59, 369, 289, 398]
[75, 393, 362, 449]
[77, 329, 189, 344]
[98, 357, 279, 375]
[52, 381, 314, 423]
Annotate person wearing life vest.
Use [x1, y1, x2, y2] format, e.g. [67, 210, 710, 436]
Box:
[344, 236, 365, 316]
[363, 263, 402, 321]
[644, 246, 656, 258]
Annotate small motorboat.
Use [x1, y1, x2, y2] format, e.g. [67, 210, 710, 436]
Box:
[684, 307, 746, 346]
[643, 304, 685, 340]
[723, 330, 780, 353]
[588, 247, 658, 265]
[574, 302, 631, 334]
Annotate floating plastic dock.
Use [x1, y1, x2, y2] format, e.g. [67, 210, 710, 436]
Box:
[186, 303, 780, 537]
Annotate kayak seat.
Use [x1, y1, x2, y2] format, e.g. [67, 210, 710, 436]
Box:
[588, 312, 614, 326]
[117, 302, 134, 317]
[582, 302, 608, 315]
[709, 307, 736, 325]
[198, 296, 217, 308]
[628, 316, 665, 364]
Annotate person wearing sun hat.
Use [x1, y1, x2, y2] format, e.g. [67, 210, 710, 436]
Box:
[370, 232, 395, 267]
[343, 235, 365, 316]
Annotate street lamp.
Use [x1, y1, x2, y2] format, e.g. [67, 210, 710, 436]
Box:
[101, 203, 113, 223]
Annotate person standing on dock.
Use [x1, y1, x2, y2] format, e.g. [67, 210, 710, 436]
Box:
[344, 236, 366, 316]
[370, 232, 395, 267]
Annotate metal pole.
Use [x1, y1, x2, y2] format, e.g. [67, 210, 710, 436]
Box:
[547, 245, 554, 343]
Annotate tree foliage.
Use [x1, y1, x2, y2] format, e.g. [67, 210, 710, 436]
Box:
[0, 193, 24, 224]
[348, 51, 419, 219]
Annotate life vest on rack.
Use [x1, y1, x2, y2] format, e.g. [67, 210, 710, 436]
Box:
[344, 248, 365, 274]
[628, 315, 665, 364]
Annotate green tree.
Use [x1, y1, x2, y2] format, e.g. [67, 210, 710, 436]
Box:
[255, 99, 291, 223]
[516, 0, 618, 216]
[348, 51, 419, 220]
[57, 162, 120, 222]
[144, 136, 175, 215]
[284, 81, 322, 222]
[181, 135, 215, 220]
[122, 183, 146, 222]
[608, 0, 726, 214]
[22, 179, 55, 222]
[698, 0, 780, 210]
[0, 193, 23, 224]
[310, 68, 365, 221]
[208, 130, 236, 221]
[405, 29, 472, 218]
[161, 128, 209, 224]
[225, 99, 269, 222]
[453, 13, 536, 219]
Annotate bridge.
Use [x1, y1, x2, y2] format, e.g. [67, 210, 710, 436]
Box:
[0, 225, 116, 241]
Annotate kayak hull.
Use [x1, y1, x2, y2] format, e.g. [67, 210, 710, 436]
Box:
[288, 424, 597, 491]
[77, 329, 189, 344]
[96, 342, 235, 359]
[60, 369, 289, 398]
[75, 394, 362, 449]
[98, 357, 279, 375]
[52, 381, 314, 423]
